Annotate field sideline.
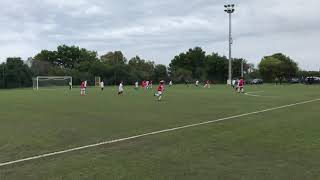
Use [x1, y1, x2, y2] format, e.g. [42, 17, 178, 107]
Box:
[0, 84, 320, 179]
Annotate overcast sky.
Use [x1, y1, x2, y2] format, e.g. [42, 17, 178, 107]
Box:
[0, 0, 319, 70]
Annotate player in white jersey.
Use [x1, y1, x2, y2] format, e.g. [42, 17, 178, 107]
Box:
[232, 79, 236, 89]
[69, 81, 72, 90]
[118, 82, 124, 95]
[100, 81, 104, 91]
[169, 80, 173, 87]
[150, 80, 153, 89]
[195, 80, 199, 87]
[135, 81, 139, 89]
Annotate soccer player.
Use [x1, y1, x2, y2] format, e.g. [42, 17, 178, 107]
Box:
[100, 81, 104, 92]
[69, 81, 72, 90]
[204, 80, 211, 88]
[146, 81, 150, 89]
[169, 80, 173, 87]
[185, 80, 189, 87]
[84, 80, 87, 89]
[142, 80, 146, 89]
[154, 80, 165, 101]
[195, 80, 199, 87]
[232, 79, 236, 89]
[118, 81, 124, 95]
[150, 80, 153, 89]
[237, 77, 244, 93]
[80, 81, 86, 96]
[135, 81, 139, 89]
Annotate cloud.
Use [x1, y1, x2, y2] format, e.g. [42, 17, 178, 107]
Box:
[0, 0, 319, 70]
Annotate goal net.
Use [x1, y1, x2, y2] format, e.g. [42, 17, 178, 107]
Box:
[95, 76, 101, 87]
[33, 76, 72, 90]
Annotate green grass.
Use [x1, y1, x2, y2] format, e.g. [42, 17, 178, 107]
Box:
[0, 84, 320, 179]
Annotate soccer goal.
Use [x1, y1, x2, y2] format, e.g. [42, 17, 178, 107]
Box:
[33, 76, 73, 90]
[95, 76, 101, 87]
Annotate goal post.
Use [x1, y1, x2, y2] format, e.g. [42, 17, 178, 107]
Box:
[95, 76, 101, 87]
[33, 76, 73, 90]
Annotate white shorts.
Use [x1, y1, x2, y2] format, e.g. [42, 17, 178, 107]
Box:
[81, 88, 85, 91]
[157, 91, 162, 95]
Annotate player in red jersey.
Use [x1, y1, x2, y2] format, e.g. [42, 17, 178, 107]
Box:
[154, 80, 165, 101]
[204, 80, 211, 88]
[141, 80, 146, 89]
[80, 81, 86, 96]
[237, 77, 244, 93]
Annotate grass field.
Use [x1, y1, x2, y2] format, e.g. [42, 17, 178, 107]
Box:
[0, 84, 320, 180]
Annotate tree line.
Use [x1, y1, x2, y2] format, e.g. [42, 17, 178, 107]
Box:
[0, 45, 169, 88]
[0, 45, 317, 89]
[169, 47, 252, 83]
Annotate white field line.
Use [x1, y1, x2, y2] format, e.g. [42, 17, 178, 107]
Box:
[245, 91, 265, 97]
[1, 98, 320, 168]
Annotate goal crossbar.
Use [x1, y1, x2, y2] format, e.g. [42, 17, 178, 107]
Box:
[33, 76, 72, 90]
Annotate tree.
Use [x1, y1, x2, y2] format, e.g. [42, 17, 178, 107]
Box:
[128, 56, 155, 81]
[169, 47, 206, 80]
[171, 68, 193, 82]
[232, 58, 250, 78]
[33, 45, 99, 69]
[31, 45, 100, 85]
[259, 53, 298, 82]
[56, 45, 98, 69]
[153, 64, 168, 82]
[101, 51, 127, 65]
[33, 50, 57, 65]
[205, 53, 228, 83]
[4, 57, 33, 88]
[247, 68, 261, 79]
[100, 51, 130, 84]
[0, 63, 5, 88]
[259, 57, 282, 82]
[169, 47, 251, 83]
[298, 71, 320, 78]
[31, 60, 52, 76]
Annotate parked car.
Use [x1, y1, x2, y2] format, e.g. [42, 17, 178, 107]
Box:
[251, 79, 263, 84]
[245, 79, 253, 85]
[305, 77, 320, 84]
[289, 78, 300, 84]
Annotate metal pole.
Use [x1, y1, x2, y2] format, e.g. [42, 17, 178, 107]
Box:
[71, 77, 73, 89]
[37, 77, 39, 90]
[2, 64, 4, 88]
[115, 54, 118, 85]
[241, 59, 244, 77]
[228, 13, 232, 85]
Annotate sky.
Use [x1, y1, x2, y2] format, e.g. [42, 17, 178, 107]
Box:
[0, 0, 319, 70]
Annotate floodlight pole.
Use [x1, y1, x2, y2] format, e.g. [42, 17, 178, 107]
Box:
[225, 4, 235, 85]
[2, 64, 4, 85]
[228, 12, 232, 84]
[241, 59, 244, 77]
